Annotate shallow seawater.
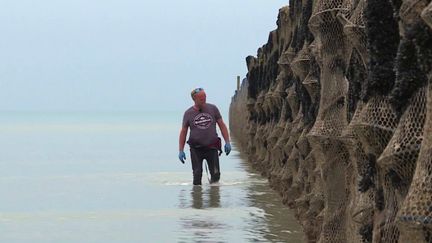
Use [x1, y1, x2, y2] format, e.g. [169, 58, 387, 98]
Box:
[0, 111, 304, 242]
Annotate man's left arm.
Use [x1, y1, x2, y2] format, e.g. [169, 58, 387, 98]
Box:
[216, 118, 231, 155]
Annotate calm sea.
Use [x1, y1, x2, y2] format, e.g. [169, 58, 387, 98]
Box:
[0, 111, 304, 243]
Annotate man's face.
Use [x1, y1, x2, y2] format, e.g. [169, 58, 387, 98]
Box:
[194, 91, 206, 106]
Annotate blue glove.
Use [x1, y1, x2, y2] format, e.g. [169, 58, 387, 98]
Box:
[224, 143, 231, 155]
[178, 151, 186, 164]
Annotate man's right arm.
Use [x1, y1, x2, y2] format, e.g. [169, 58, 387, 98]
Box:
[179, 126, 188, 151]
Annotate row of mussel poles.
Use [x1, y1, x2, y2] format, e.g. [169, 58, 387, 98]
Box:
[229, 1, 432, 242]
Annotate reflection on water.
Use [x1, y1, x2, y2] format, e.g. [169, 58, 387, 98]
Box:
[238, 151, 305, 243]
[176, 170, 304, 242]
[179, 186, 221, 209]
[178, 186, 227, 243]
[0, 113, 304, 242]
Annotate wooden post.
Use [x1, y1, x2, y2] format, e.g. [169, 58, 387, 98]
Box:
[237, 76, 240, 91]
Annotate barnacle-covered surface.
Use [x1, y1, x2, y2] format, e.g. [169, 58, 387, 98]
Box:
[229, 1, 432, 242]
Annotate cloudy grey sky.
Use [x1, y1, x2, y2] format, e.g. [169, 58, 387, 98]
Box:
[0, 0, 288, 113]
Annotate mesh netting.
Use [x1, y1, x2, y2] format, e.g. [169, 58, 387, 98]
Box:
[273, 76, 286, 108]
[264, 90, 274, 119]
[275, 121, 294, 162]
[229, 1, 432, 242]
[278, 50, 291, 70]
[287, 85, 300, 117]
[297, 128, 312, 158]
[245, 97, 258, 158]
[291, 42, 312, 81]
[307, 1, 354, 242]
[422, 1, 432, 29]
[351, 97, 399, 156]
[378, 87, 427, 192]
[285, 106, 304, 159]
[303, 41, 321, 103]
[341, 0, 368, 66]
[397, 81, 432, 243]
[340, 102, 374, 242]
[400, 0, 430, 26]
[308, 0, 351, 138]
[270, 100, 290, 168]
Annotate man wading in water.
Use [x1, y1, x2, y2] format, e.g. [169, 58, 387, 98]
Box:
[178, 88, 231, 185]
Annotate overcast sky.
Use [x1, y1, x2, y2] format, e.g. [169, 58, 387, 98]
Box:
[0, 0, 288, 113]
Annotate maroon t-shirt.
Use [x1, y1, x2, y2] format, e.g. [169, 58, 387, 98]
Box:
[182, 103, 222, 147]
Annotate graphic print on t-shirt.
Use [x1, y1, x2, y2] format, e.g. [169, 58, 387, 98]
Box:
[193, 113, 213, 129]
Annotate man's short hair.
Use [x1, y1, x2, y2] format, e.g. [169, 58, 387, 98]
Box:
[191, 87, 204, 99]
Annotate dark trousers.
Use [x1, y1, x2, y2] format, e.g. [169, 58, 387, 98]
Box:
[190, 147, 220, 185]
